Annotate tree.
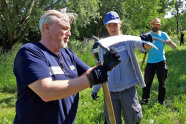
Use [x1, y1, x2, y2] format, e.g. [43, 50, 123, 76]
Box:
[162, 17, 177, 35]
[0, 0, 105, 52]
[180, 11, 186, 30]
[0, 0, 177, 53]
[0, 0, 51, 52]
[98, 0, 126, 36]
[170, 0, 185, 37]
[122, 0, 169, 35]
[57, 0, 101, 39]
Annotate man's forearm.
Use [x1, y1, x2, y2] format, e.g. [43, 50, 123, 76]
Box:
[28, 76, 90, 102]
[170, 41, 177, 49]
[166, 40, 177, 49]
[143, 43, 152, 50]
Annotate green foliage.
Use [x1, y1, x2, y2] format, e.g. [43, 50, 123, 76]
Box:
[168, 0, 186, 37]
[1, 0, 185, 53]
[122, 0, 161, 34]
[68, 38, 96, 67]
[162, 18, 177, 36]
[0, 0, 46, 52]
[180, 12, 186, 30]
[0, 43, 22, 93]
[77, 89, 105, 124]
[58, 0, 101, 39]
[0, 41, 186, 123]
[0, 93, 16, 124]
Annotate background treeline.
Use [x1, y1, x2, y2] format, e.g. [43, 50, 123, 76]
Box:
[0, 0, 186, 52]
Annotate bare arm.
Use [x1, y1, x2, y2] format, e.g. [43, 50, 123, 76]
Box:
[27, 48, 121, 102]
[28, 75, 90, 102]
[143, 43, 152, 50]
[166, 40, 177, 49]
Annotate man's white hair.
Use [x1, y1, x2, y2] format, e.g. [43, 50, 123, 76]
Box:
[39, 8, 76, 33]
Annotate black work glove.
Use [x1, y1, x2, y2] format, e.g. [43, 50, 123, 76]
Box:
[87, 48, 121, 87]
[140, 34, 153, 43]
[103, 47, 121, 71]
[91, 92, 99, 100]
[86, 65, 108, 87]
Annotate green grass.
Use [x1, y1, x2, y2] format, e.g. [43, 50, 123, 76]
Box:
[0, 93, 16, 124]
[0, 39, 186, 124]
[0, 43, 22, 93]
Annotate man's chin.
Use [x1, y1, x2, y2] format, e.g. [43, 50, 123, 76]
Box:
[61, 43, 68, 48]
[152, 28, 159, 32]
[110, 33, 119, 36]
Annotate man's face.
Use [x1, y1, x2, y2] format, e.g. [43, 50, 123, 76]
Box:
[105, 22, 121, 36]
[48, 16, 71, 49]
[151, 23, 160, 33]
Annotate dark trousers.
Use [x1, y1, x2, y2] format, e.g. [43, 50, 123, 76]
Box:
[180, 40, 184, 46]
[104, 87, 142, 124]
[142, 61, 168, 102]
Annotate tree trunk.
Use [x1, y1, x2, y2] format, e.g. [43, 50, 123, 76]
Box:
[176, 11, 179, 39]
[0, 40, 15, 53]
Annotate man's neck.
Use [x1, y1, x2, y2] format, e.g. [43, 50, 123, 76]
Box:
[152, 31, 159, 35]
[110, 32, 122, 36]
[40, 39, 59, 55]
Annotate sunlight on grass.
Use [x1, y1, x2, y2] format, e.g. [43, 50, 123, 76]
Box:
[0, 93, 16, 123]
[0, 108, 15, 124]
[0, 40, 186, 124]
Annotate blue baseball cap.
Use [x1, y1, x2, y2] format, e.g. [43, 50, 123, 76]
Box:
[104, 11, 121, 25]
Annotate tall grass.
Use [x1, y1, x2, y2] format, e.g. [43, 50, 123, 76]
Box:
[0, 39, 186, 124]
[0, 43, 23, 93]
[68, 38, 96, 67]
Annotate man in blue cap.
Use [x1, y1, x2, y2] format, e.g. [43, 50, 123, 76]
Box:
[91, 11, 153, 124]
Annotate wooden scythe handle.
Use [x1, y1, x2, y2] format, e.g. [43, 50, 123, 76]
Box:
[101, 83, 116, 124]
[140, 52, 147, 70]
[92, 35, 116, 123]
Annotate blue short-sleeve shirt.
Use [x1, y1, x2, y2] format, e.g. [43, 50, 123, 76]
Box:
[147, 31, 170, 63]
[13, 42, 90, 124]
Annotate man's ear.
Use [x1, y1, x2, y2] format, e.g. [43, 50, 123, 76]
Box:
[43, 23, 50, 32]
[119, 21, 122, 27]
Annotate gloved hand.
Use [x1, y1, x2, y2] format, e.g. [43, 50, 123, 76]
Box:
[91, 92, 99, 100]
[87, 48, 121, 87]
[103, 47, 121, 71]
[86, 65, 108, 87]
[140, 34, 153, 43]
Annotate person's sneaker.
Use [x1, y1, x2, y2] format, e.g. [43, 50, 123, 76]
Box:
[158, 101, 166, 106]
[140, 99, 148, 105]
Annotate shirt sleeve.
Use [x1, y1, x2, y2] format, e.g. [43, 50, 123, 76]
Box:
[14, 46, 51, 92]
[128, 40, 147, 52]
[164, 32, 171, 40]
[92, 84, 102, 93]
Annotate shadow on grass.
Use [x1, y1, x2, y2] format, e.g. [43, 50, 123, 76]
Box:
[0, 95, 16, 108]
[0, 86, 17, 94]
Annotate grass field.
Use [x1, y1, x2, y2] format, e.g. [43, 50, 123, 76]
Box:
[0, 38, 186, 124]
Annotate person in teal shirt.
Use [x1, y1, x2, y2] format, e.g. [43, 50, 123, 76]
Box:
[141, 18, 177, 105]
